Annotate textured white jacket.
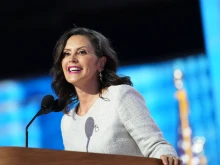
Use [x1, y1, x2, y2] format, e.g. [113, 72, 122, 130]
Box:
[61, 84, 177, 158]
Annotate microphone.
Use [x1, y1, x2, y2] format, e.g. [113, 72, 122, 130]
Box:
[85, 117, 95, 152]
[52, 98, 67, 112]
[37, 95, 55, 116]
[25, 95, 54, 147]
[25, 95, 66, 147]
[37, 97, 66, 116]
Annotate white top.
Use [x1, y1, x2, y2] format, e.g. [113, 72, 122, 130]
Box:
[61, 84, 177, 158]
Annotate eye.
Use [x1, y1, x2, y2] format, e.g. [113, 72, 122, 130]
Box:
[62, 52, 71, 56]
[77, 49, 87, 55]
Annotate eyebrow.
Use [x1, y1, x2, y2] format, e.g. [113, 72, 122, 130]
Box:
[64, 46, 88, 51]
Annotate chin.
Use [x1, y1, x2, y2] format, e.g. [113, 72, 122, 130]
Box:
[65, 78, 76, 84]
[67, 80, 77, 85]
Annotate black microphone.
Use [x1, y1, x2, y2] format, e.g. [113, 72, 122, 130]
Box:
[37, 97, 67, 115]
[25, 95, 54, 147]
[25, 95, 67, 147]
[85, 117, 95, 152]
[37, 95, 55, 116]
[52, 98, 67, 112]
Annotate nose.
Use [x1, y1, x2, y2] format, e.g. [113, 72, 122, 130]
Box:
[68, 54, 78, 63]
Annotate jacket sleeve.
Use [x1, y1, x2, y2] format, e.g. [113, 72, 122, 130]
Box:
[117, 85, 177, 158]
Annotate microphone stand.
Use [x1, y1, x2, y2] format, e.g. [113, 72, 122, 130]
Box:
[25, 110, 41, 148]
[25, 98, 64, 147]
[25, 94, 55, 148]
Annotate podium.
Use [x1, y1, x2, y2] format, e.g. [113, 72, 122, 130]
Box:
[0, 147, 163, 165]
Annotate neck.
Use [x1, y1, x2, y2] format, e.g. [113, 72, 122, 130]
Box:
[75, 82, 100, 116]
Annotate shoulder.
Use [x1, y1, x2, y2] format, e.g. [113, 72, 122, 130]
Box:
[107, 84, 143, 99]
[107, 84, 136, 94]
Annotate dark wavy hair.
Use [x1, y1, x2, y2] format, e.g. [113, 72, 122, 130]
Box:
[50, 27, 132, 113]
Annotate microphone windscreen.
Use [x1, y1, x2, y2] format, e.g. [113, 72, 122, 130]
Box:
[41, 95, 54, 108]
[53, 98, 67, 112]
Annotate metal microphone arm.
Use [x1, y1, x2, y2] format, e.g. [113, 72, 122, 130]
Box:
[25, 96, 66, 148]
[25, 94, 54, 148]
[25, 110, 41, 148]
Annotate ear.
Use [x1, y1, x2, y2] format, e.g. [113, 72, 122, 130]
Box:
[100, 56, 107, 70]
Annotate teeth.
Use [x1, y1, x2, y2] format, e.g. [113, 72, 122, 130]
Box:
[69, 67, 81, 72]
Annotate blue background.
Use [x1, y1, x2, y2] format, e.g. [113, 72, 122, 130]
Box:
[0, 54, 219, 164]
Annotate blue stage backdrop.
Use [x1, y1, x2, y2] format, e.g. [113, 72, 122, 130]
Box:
[0, 54, 219, 164]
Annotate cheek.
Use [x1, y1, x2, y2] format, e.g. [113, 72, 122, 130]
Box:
[83, 57, 99, 69]
[61, 58, 66, 71]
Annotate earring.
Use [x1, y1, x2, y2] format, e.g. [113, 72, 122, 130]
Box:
[99, 70, 103, 83]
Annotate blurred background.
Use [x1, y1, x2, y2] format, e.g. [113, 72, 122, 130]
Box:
[0, 0, 219, 164]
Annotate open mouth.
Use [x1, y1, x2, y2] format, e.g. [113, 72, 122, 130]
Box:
[68, 66, 82, 73]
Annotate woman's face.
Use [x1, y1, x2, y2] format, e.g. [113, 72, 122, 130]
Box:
[62, 35, 105, 88]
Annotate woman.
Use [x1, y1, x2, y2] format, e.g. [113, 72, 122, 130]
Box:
[50, 27, 182, 165]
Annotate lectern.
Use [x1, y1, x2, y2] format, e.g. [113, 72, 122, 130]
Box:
[0, 147, 163, 165]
